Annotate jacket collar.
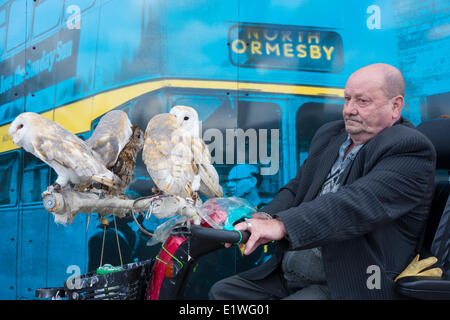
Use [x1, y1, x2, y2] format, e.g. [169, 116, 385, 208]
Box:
[304, 127, 348, 201]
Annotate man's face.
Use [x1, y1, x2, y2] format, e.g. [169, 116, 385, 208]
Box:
[225, 165, 257, 197]
[343, 70, 399, 144]
[226, 176, 255, 197]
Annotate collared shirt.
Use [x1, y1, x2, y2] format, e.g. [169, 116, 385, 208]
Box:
[319, 135, 364, 196]
[314, 135, 364, 258]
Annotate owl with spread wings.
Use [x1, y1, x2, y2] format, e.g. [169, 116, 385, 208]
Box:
[86, 110, 133, 168]
[8, 112, 123, 191]
[86, 110, 144, 194]
[142, 105, 223, 200]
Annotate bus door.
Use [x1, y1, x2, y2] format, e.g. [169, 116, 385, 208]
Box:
[17, 151, 51, 299]
[44, 131, 93, 292]
[0, 150, 20, 299]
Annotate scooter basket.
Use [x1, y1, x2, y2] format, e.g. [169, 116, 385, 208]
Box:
[36, 259, 153, 300]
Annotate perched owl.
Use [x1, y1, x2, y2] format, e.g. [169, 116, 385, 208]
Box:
[86, 110, 133, 168]
[101, 125, 144, 194]
[8, 112, 121, 190]
[142, 105, 223, 199]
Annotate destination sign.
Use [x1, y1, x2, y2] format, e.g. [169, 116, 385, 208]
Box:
[228, 23, 344, 72]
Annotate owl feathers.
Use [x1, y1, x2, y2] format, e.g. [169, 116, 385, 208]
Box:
[142, 105, 223, 200]
[86, 110, 133, 168]
[99, 125, 144, 194]
[8, 112, 121, 190]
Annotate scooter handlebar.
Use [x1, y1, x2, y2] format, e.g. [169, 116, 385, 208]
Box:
[190, 224, 250, 244]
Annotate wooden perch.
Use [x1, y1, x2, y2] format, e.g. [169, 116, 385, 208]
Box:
[41, 188, 201, 225]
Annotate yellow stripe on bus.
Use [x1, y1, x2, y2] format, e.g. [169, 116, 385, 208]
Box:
[0, 79, 344, 153]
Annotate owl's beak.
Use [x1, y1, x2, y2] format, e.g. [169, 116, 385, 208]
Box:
[172, 115, 183, 126]
[8, 125, 15, 138]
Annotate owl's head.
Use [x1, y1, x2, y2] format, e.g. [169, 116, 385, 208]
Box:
[169, 105, 200, 137]
[9, 112, 35, 148]
[131, 125, 144, 149]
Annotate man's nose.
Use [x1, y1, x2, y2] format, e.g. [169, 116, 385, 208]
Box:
[344, 100, 358, 116]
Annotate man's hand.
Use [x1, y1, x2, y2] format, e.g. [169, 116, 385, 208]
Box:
[224, 212, 287, 255]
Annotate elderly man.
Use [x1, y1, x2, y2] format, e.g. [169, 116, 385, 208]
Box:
[209, 63, 436, 300]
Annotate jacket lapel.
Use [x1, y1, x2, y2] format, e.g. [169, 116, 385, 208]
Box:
[303, 129, 348, 201]
[337, 148, 361, 187]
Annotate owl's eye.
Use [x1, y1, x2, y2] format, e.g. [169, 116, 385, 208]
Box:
[184, 116, 189, 121]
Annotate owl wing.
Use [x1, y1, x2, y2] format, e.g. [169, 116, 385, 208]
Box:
[32, 123, 105, 179]
[191, 137, 223, 198]
[86, 110, 133, 168]
[142, 114, 196, 198]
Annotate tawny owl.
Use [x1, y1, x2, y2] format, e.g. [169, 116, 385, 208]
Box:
[8, 112, 121, 190]
[142, 105, 223, 199]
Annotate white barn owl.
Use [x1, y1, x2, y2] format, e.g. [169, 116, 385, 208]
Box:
[86, 110, 133, 168]
[142, 105, 223, 199]
[8, 112, 121, 190]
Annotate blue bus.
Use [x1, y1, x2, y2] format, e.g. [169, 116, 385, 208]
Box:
[0, 0, 449, 299]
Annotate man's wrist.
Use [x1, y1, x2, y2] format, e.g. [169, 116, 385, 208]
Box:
[273, 216, 287, 238]
[256, 212, 273, 220]
[273, 215, 288, 240]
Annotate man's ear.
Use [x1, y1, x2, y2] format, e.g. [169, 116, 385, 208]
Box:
[391, 95, 404, 119]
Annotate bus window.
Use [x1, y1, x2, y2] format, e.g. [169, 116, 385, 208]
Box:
[32, 0, 63, 38]
[129, 94, 164, 137]
[21, 151, 49, 203]
[171, 95, 283, 207]
[296, 102, 343, 165]
[423, 91, 450, 120]
[234, 100, 282, 206]
[0, 151, 19, 206]
[7, 0, 32, 51]
[128, 94, 164, 197]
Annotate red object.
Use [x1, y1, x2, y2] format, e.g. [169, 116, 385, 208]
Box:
[145, 200, 230, 300]
[200, 200, 228, 228]
[146, 235, 186, 300]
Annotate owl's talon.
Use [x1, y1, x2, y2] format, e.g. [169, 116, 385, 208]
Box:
[46, 183, 62, 193]
[192, 192, 200, 202]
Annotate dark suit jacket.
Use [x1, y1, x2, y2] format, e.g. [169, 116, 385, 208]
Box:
[240, 118, 436, 299]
